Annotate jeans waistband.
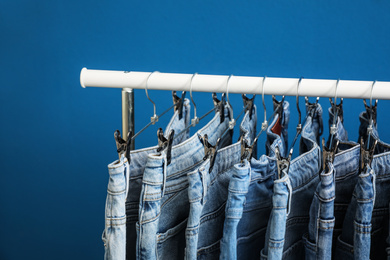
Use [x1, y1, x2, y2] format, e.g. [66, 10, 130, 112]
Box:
[143, 105, 230, 182]
[187, 141, 241, 201]
[333, 142, 360, 179]
[287, 104, 322, 190]
[128, 98, 191, 179]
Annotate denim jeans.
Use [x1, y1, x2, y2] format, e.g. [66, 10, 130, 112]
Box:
[335, 111, 390, 259]
[219, 101, 290, 260]
[261, 102, 323, 260]
[304, 107, 360, 260]
[103, 155, 129, 260]
[136, 104, 234, 260]
[124, 99, 191, 260]
[186, 106, 257, 260]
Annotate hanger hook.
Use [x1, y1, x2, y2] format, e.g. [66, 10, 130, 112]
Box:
[297, 77, 303, 128]
[226, 74, 235, 129]
[370, 80, 376, 109]
[261, 76, 268, 130]
[145, 71, 159, 124]
[190, 73, 199, 125]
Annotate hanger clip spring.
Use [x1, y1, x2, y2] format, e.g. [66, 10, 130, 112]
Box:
[157, 128, 175, 165]
[198, 134, 220, 172]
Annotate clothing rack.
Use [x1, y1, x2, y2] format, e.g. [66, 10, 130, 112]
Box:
[79, 67, 390, 147]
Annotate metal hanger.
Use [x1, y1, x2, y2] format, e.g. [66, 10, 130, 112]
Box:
[172, 74, 223, 141]
[131, 72, 185, 140]
[322, 79, 341, 171]
[226, 75, 235, 129]
[274, 78, 304, 177]
[363, 81, 378, 150]
[240, 76, 284, 162]
[190, 73, 199, 126]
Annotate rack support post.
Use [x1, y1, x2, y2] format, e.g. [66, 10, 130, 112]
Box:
[122, 88, 135, 150]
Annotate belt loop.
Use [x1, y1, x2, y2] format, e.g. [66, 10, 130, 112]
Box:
[162, 152, 168, 197]
[201, 168, 208, 203]
[371, 167, 376, 207]
[125, 158, 130, 200]
[286, 176, 292, 216]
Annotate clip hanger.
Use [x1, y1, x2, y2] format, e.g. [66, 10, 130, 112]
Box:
[275, 146, 292, 179]
[198, 134, 220, 172]
[212, 92, 226, 124]
[114, 130, 132, 163]
[360, 137, 378, 172]
[172, 91, 186, 120]
[322, 138, 339, 171]
[242, 94, 255, 120]
[156, 128, 175, 165]
[240, 136, 254, 163]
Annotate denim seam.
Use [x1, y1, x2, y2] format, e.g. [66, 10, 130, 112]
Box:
[139, 211, 160, 225]
[107, 189, 126, 195]
[199, 201, 226, 225]
[316, 192, 336, 202]
[237, 225, 267, 243]
[160, 189, 183, 208]
[162, 182, 189, 195]
[334, 169, 359, 181]
[156, 219, 187, 243]
[292, 169, 320, 191]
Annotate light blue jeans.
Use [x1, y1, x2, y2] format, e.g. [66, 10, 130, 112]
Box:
[304, 107, 360, 260]
[125, 99, 191, 260]
[335, 110, 390, 259]
[137, 104, 233, 260]
[219, 101, 290, 260]
[185, 106, 257, 260]
[261, 102, 322, 260]
[103, 155, 129, 260]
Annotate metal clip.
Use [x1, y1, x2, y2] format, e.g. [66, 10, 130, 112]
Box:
[212, 93, 226, 124]
[360, 137, 378, 172]
[156, 128, 175, 165]
[114, 130, 132, 163]
[240, 136, 254, 163]
[275, 146, 291, 179]
[172, 91, 186, 120]
[198, 134, 220, 172]
[322, 138, 339, 171]
[242, 94, 255, 120]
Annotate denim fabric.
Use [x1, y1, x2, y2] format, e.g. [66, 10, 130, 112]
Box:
[335, 166, 375, 260]
[103, 155, 129, 260]
[125, 99, 191, 260]
[219, 101, 290, 260]
[304, 107, 360, 260]
[137, 104, 233, 260]
[303, 163, 335, 260]
[335, 111, 390, 259]
[261, 102, 322, 260]
[185, 106, 257, 260]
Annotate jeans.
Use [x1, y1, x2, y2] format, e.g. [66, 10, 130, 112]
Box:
[219, 101, 290, 260]
[125, 99, 191, 260]
[184, 106, 257, 260]
[137, 104, 234, 260]
[335, 111, 390, 259]
[304, 107, 360, 260]
[103, 155, 129, 260]
[261, 102, 322, 260]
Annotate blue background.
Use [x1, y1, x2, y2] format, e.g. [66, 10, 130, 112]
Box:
[1, 1, 390, 259]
